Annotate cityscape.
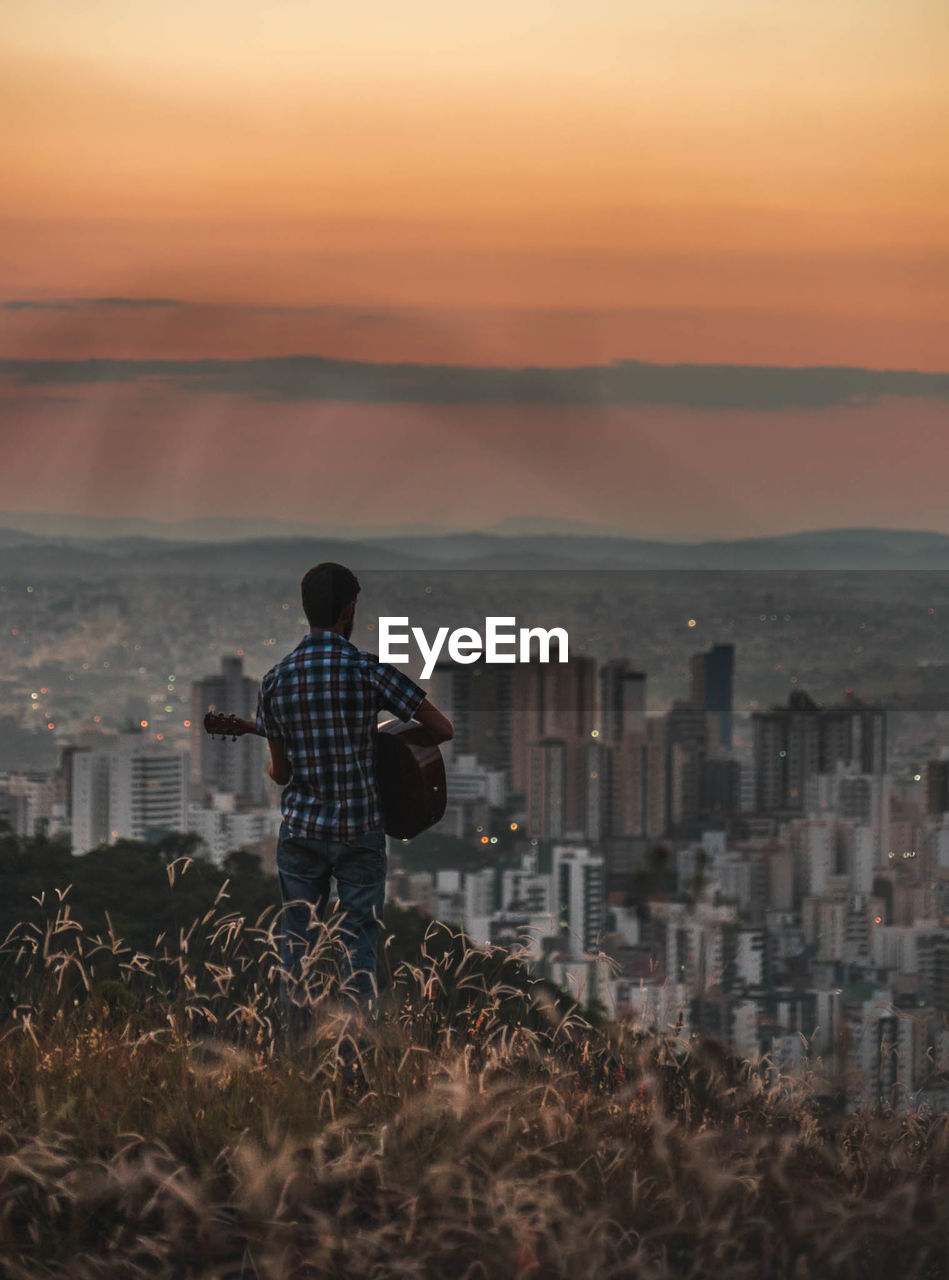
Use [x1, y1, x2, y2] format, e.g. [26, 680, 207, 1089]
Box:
[5, 550, 949, 1114]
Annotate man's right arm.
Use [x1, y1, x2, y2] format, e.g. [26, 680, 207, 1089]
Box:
[414, 698, 454, 744]
[372, 660, 453, 743]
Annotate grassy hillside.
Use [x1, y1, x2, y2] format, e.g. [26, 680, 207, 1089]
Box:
[1, 874, 948, 1278]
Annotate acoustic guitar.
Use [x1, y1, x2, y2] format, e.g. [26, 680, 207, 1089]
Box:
[203, 712, 446, 840]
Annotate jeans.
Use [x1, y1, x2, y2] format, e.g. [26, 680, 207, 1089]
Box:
[275, 821, 387, 1024]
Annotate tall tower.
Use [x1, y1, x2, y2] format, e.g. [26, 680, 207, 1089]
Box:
[512, 654, 597, 815]
[191, 656, 266, 802]
[665, 700, 709, 831]
[551, 844, 606, 955]
[600, 660, 646, 741]
[427, 659, 513, 779]
[691, 643, 734, 749]
[528, 738, 567, 839]
[753, 690, 821, 813]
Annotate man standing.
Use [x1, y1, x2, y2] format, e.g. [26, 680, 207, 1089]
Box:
[255, 563, 453, 1034]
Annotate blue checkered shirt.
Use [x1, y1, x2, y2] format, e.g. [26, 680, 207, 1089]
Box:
[255, 630, 426, 840]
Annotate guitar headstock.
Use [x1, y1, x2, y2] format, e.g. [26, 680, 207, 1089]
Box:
[204, 711, 246, 739]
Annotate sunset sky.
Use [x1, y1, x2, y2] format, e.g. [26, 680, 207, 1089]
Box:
[1, 0, 947, 538]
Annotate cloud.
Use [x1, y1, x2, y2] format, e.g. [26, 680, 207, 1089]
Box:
[0, 354, 947, 410]
[2, 297, 184, 311]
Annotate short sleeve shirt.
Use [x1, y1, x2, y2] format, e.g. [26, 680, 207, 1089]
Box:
[255, 630, 426, 840]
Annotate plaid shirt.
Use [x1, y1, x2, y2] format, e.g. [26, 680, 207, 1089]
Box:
[255, 630, 426, 840]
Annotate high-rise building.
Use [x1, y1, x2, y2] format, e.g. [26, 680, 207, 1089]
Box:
[70, 751, 112, 853]
[925, 760, 949, 817]
[753, 690, 822, 814]
[191, 655, 266, 802]
[600, 660, 646, 741]
[71, 731, 189, 854]
[528, 738, 568, 839]
[0, 770, 63, 837]
[820, 694, 886, 774]
[552, 844, 606, 955]
[665, 700, 709, 831]
[511, 656, 597, 795]
[754, 691, 886, 816]
[427, 659, 513, 779]
[512, 655, 598, 835]
[602, 718, 666, 839]
[691, 643, 734, 748]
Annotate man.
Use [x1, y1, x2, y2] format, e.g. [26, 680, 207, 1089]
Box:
[255, 562, 453, 1033]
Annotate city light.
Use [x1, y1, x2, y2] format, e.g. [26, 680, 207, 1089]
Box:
[183, 720, 191, 728]
[140, 720, 148, 728]
[480, 836, 489, 844]
[687, 619, 697, 627]
[510, 822, 518, 831]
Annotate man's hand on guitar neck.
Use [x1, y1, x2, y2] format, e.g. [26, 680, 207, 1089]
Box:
[230, 716, 260, 737]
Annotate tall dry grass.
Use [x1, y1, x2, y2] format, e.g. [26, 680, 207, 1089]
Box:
[1, 864, 948, 1278]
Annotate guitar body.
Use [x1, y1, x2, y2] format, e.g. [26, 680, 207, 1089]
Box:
[204, 710, 446, 839]
[374, 719, 447, 839]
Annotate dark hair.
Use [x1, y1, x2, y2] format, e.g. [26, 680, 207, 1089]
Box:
[301, 562, 361, 628]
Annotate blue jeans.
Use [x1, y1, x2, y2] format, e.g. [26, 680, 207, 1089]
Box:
[275, 821, 387, 1023]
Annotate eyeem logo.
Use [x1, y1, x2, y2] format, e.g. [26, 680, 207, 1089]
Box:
[379, 617, 569, 679]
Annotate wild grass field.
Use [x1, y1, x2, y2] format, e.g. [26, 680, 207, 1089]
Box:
[1, 858, 948, 1279]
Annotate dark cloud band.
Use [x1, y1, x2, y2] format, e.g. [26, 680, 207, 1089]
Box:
[0, 354, 946, 409]
[2, 297, 183, 311]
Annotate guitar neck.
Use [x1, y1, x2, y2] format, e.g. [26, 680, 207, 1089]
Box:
[204, 713, 264, 739]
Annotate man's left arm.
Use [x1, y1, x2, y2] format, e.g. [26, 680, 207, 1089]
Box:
[266, 738, 292, 786]
[255, 680, 292, 786]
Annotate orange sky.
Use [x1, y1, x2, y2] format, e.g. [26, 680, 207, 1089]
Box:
[1, 1, 947, 532]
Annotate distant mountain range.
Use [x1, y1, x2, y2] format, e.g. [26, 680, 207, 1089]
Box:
[0, 512, 657, 542]
[3, 521, 949, 571]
